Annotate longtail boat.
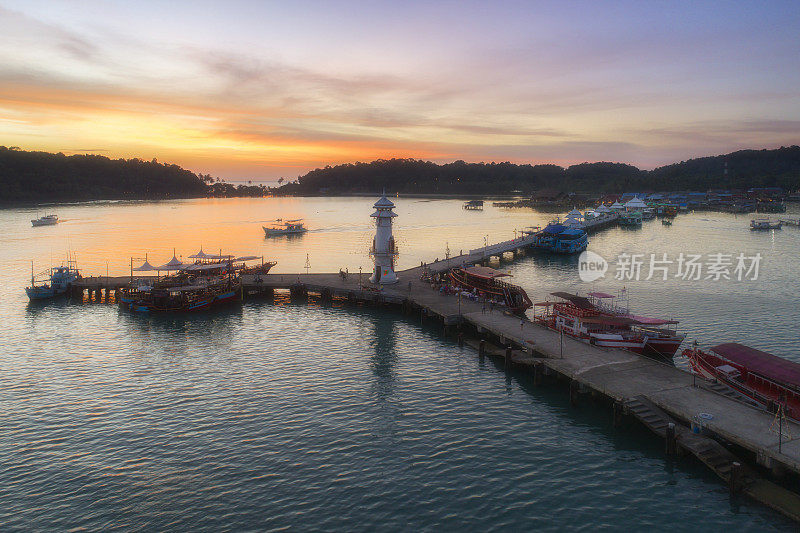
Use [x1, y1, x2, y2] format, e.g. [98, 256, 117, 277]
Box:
[448, 266, 532, 315]
[684, 343, 800, 419]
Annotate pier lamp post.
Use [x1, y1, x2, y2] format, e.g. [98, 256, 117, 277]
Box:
[446, 242, 450, 262]
[359, 266, 362, 290]
[305, 254, 310, 276]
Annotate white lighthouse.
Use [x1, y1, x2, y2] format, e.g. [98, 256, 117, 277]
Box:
[369, 192, 399, 284]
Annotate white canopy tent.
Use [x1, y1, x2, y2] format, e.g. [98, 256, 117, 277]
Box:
[132, 260, 158, 272]
[157, 256, 185, 271]
[624, 197, 648, 210]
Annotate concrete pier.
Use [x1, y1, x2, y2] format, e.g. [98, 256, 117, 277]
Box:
[238, 256, 800, 519]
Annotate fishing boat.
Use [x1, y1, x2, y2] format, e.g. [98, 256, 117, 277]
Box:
[31, 214, 58, 227]
[750, 216, 781, 230]
[25, 259, 81, 300]
[684, 343, 800, 420]
[448, 266, 532, 315]
[463, 200, 484, 210]
[263, 219, 307, 236]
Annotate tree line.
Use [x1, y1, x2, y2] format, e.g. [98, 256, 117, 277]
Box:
[276, 146, 800, 195]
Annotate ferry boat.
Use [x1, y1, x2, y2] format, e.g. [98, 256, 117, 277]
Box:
[750, 216, 781, 230]
[31, 214, 58, 227]
[263, 219, 307, 236]
[534, 293, 648, 352]
[618, 211, 643, 226]
[533, 223, 588, 253]
[534, 292, 684, 357]
[684, 343, 800, 420]
[25, 259, 81, 300]
[448, 266, 532, 315]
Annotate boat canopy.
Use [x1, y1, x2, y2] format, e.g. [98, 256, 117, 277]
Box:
[234, 256, 260, 261]
[463, 266, 511, 279]
[559, 229, 585, 237]
[581, 316, 638, 326]
[540, 223, 566, 234]
[609, 201, 624, 209]
[133, 260, 157, 271]
[182, 263, 228, 272]
[712, 343, 800, 387]
[551, 291, 594, 309]
[588, 291, 615, 298]
[595, 204, 610, 213]
[631, 315, 679, 325]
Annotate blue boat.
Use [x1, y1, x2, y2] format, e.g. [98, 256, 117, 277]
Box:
[534, 223, 588, 254]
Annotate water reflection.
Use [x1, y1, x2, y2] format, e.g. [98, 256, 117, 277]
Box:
[367, 314, 399, 402]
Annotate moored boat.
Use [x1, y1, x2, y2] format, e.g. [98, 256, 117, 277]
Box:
[684, 343, 800, 420]
[534, 291, 684, 357]
[25, 259, 81, 300]
[750, 216, 781, 230]
[448, 266, 532, 315]
[619, 211, 643, 226]
[31, 214, 58, 227]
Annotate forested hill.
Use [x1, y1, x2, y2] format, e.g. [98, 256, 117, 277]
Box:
[277, 146, 800, 195]
[0, 146, 208, 202]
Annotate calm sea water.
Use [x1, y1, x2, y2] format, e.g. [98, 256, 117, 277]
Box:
[1, 197, 799, 530]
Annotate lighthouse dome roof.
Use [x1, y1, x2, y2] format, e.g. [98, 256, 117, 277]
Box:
[373, 194, 395, 208]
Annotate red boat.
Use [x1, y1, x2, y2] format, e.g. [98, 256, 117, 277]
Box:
[534, 292, 684, 356]
[448, 266, 532, 315]
[534, 293, 648, 352]
[586, 292, 685, 357]
[684, 343, 800, 419]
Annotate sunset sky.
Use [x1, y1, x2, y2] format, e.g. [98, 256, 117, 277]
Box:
[1, 0, 798, 180]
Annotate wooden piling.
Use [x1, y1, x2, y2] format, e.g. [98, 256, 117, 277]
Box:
[613, 400, 623, 427]
[569, 379, 579, 406]
[533, 362, 542, 386]
[730, 462, 741, 495]
[666, 422, 677, 455]
[479, 339, 485, 357]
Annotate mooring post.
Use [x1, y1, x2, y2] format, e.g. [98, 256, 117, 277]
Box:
[666, 422, 676, 455]
[458, 333, 464, 348]
[569, 380, 579, 406]
[613, 400, 623, 428]
[479, 339, 485, 357]
[729, 461, 741, 495]
[505, 346, 512, 368]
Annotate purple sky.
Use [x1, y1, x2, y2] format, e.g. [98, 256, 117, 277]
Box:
[0, 0, 798, 179]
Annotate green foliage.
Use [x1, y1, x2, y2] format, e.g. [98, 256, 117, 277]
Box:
[0, 146, 208, 202]
[278, 147, 800, 195]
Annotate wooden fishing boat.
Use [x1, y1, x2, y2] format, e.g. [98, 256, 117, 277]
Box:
[684, 343, 800, 420]
[448, 266, 532, 314]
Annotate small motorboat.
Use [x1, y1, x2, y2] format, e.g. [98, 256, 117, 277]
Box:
[750, 216, 781, 230]
[31, 214, 58, 227]
[263, 219, 307, 236]
[662, 219, 672, 226]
